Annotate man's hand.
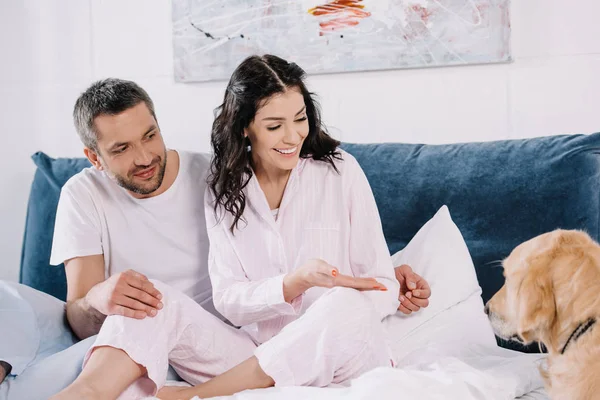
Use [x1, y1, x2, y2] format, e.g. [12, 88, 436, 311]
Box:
[86, 269, 164, 319]
[65, 256, 164, 339]
[394, 264, 431, 314]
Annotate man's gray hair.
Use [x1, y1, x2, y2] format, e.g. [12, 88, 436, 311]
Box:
[73, 78, 157, 151]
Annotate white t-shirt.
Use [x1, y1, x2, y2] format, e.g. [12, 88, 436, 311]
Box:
[50, 150, 218, 317]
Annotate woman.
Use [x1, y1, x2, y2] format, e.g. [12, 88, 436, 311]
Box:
[52, 55, 430, 400]
[160, 54, 407, 398]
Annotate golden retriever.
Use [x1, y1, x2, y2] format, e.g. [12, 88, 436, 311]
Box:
[486, 229, 600, 400]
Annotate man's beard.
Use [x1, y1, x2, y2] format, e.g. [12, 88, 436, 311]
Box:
[109, 153, 168, 195]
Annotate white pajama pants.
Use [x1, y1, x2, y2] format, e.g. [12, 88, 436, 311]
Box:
[85, 281, 393, 399]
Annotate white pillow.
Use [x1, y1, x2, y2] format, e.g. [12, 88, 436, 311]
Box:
[384, 205, 497, 361]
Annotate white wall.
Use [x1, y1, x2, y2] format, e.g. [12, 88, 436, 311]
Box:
[1, 0, 599, 282]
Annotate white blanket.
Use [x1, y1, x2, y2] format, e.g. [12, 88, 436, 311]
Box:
[147, 294, 546, 400]
[150, 350, 543, 400]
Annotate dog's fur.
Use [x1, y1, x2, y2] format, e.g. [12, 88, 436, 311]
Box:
[486, 229, 600, 400]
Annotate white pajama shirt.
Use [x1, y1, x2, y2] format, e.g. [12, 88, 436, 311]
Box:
[86, 150, 400, 398]
[206, 150, 400, 343]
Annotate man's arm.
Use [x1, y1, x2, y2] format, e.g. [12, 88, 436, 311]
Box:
[64, 255, 108, 339]
[65, 255, 164, 340]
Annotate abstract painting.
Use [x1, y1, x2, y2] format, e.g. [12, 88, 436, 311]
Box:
[172, 0, 511, 82]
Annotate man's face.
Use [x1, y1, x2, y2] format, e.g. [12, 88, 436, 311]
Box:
[87, 102, 167, 198]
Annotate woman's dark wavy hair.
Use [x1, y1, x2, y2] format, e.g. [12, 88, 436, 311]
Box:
[208, 54, 341, 233]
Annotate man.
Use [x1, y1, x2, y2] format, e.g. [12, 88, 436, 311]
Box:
[1, 78, 215, 399]
[0, 78, 430, 399]
[51, 78, 218, 340]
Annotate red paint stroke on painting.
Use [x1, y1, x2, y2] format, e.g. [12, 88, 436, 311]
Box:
[308, 1, 371, 34]
[401, 4, 434, 41]
[410, 4, 432, 25]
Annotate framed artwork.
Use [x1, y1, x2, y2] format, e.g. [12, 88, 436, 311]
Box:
[172, 0, 511, 82]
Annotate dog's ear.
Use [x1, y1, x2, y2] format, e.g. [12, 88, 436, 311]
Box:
[517, 270, 555, 343]
[516, 242, 558, 344]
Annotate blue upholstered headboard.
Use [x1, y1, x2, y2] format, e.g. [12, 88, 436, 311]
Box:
[21, 133, 600, 310]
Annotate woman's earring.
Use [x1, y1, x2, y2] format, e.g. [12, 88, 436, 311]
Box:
[245, 136, 251, 152]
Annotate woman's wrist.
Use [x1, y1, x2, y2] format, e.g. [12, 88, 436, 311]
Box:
[283, 273, 307, 303]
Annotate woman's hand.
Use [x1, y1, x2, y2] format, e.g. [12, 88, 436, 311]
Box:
[283, 259, 387, 302]
[394, 264, 431, 314]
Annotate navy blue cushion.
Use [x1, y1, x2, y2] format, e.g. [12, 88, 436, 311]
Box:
[20, 152, 91, 301]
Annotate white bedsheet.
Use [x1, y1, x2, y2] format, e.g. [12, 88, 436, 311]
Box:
[148, 352, 545, 400]
[146, 294, 546, 400]
[183, 351, 543, 400]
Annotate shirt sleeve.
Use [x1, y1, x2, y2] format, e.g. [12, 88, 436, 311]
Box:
[204, 188, 302, 327]
[345, 154, 401, 320]
[49, 183, 103, 266]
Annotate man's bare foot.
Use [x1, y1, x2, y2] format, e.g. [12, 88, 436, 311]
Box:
[49, 381, 102, 400]
[0, 361, 11, 384]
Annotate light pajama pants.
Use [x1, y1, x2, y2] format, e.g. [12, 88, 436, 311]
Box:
[86, 281, 393, 399]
